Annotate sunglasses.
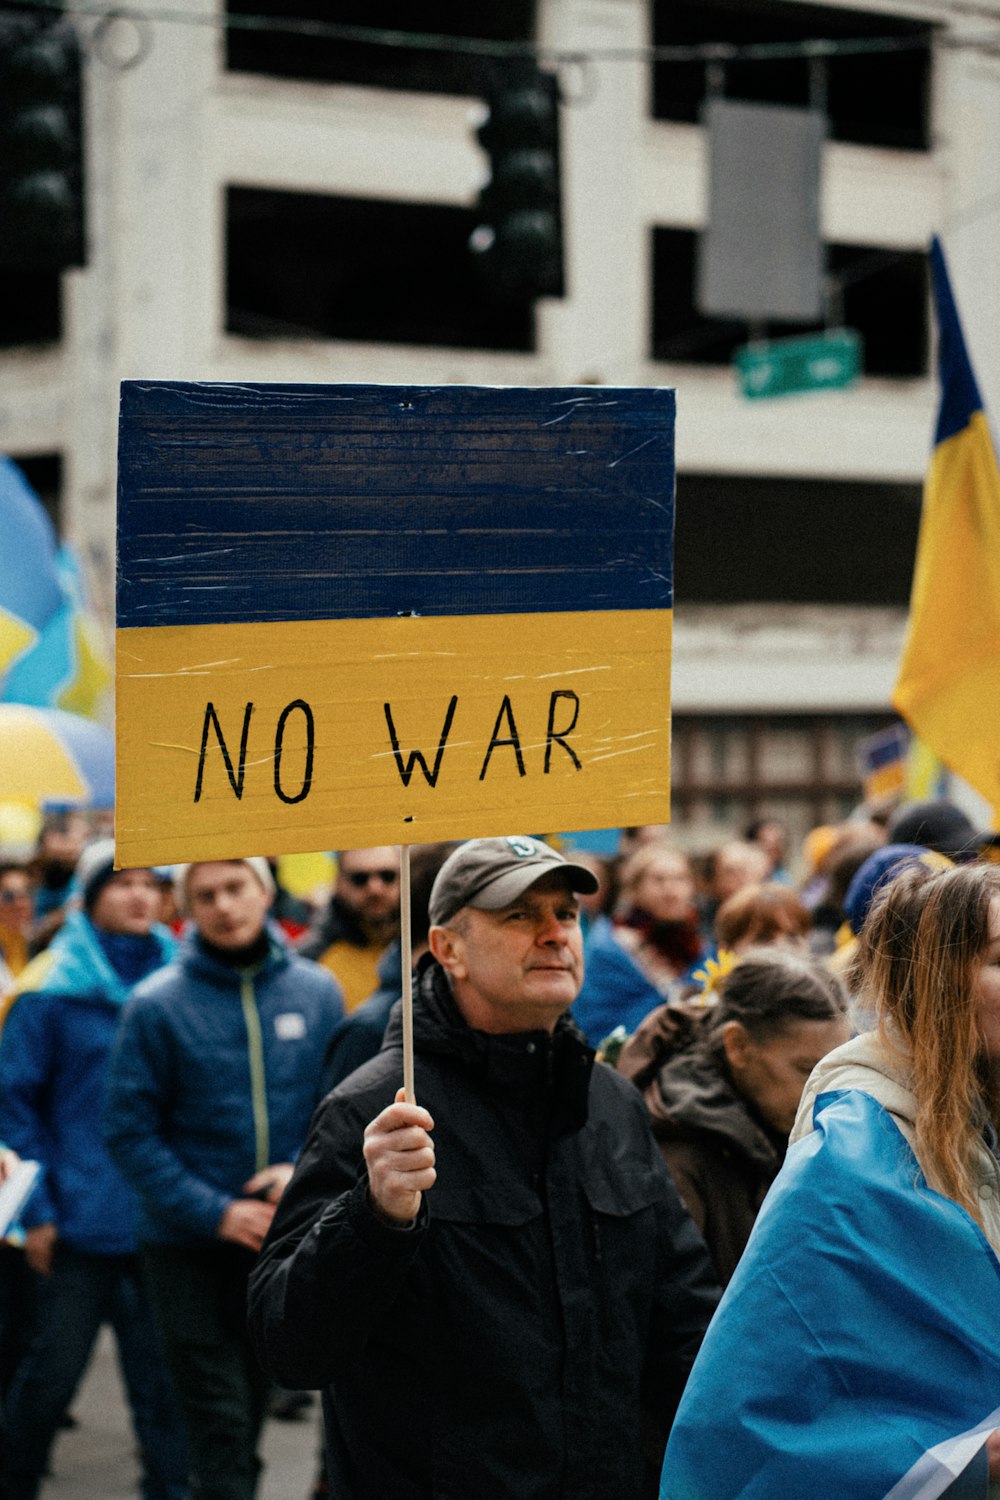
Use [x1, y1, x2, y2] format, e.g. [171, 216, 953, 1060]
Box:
[344, 869, 398, 888]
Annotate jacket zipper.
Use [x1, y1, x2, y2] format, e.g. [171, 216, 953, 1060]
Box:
[239, 969, 269, 1173]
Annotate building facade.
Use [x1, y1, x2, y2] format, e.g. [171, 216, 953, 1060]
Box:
[4, 0, 999, 850]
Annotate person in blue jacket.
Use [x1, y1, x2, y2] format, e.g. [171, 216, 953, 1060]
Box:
[105, 857, 345, 1500]
[0, 839, 188, 1500]
[573, 844, 705, 1048]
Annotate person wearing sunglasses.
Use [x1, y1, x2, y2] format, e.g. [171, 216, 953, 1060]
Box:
[298, 847, 401, 1012]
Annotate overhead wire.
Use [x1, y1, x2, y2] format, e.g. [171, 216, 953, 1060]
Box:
[6, 0, 1000, 322]
[4, 0, 1000, 64]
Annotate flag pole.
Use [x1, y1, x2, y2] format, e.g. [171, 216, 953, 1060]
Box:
[399, 844, 415, 1103]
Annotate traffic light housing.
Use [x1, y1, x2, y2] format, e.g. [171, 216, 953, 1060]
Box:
[470, 65, 565, 303]
[0, 12, 85, 273]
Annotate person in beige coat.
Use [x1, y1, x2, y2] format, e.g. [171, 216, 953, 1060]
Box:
[793, 863, 1000, 1254]
[792, 859, 1000, 1489]
[663, 859, 1000, 1499]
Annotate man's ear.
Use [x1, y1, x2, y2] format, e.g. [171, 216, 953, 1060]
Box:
[429, 923, 468, 980]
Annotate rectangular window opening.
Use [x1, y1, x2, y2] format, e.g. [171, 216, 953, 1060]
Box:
[225, 1, 535, 94]
[226, 187, 535, 352]
[652, 0, 933, 152]
[651, 227, 928, 378]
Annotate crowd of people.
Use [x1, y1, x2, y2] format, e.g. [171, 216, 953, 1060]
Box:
[0, 794, 999, 1498]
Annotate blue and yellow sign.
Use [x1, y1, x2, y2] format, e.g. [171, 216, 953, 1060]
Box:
[116, 382, 675, 865]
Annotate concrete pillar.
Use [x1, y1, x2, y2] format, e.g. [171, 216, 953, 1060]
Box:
[65, 0, 219, 610]
[538, 0, 648, 384]
[934, 19, 1000, 418]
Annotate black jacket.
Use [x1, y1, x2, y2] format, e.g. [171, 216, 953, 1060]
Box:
[248, 957, 718, 1500]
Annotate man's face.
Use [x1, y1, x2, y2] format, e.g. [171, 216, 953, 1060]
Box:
[432, 871, 584, 1034]
[90, 870, 161, 937]
[185, 862, 271, 951]
[336, 847, 400, 925]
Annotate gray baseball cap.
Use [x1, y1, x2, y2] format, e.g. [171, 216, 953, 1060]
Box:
[428, 836, 600, 927]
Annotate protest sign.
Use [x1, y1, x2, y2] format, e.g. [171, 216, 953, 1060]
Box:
[116, 382, 674, 867]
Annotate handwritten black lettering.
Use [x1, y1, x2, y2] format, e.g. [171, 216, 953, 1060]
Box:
[544, 690, 582, 772]
[273, 699, 315, 805]
[479, 695, 526, 781]
[194, 702, 253, 802]
[384, 696, 457, 788]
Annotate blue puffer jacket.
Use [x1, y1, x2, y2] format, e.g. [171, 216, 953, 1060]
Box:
[571, 915, 664, 1048]
[104, 926, 344, 1246]
[0, 912, 176, 1253]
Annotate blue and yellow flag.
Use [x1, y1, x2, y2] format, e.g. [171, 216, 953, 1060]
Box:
[1, 545, 112, 719]
[893, 238, 1000, 816]
[662, 1089, 1000, 1500]
[0, 457, 65, 682]
[116, 383, 675, 867]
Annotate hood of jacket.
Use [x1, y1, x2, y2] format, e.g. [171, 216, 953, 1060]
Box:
[790, 1029, 1000, 1258]
[791, 1029, 917, 1146]
[15, 910, 176, 1009]
[382, 954, 595, 1136]
[618, 1002, 783, 1175]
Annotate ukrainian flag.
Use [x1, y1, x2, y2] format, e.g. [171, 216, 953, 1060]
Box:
[661, 1090, 1000, 1500]
[0, 457, 65, 682]
[116, 383, 675, 867]
[893, 237, 1000, 815]
[1, 545, 112, 719]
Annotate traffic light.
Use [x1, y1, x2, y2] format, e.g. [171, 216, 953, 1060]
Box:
[0, 12, 85, 272]
[469, 65, 564, 303]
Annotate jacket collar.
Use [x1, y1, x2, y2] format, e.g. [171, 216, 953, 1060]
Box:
[181, 920, 290, 984]
[383, 955, 595, 1134]
[23, 910, 175, 1007]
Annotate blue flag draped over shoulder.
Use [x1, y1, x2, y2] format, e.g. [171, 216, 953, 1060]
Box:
[661, 1090, 1000, 1500]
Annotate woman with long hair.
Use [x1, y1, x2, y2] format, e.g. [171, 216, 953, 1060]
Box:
[572, 843, 704, 1047]
[618, 949, 848, 1283]
[661, 861, 1000, 1499]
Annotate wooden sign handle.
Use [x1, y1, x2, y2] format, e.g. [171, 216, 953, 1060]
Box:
[400, 844, 415, 1104]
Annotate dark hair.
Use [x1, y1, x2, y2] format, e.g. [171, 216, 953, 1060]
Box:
[701, 948, 848, 1054]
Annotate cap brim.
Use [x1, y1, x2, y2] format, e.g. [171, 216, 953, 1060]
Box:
[469, 859, 600, 912]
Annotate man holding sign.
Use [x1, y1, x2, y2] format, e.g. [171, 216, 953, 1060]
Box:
[249, 836, 719, 1500]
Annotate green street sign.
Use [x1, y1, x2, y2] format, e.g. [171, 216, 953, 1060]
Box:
[735, 329, 862, 399]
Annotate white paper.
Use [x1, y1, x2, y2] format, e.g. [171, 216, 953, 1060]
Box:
[0, 1159, 41, 1237]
